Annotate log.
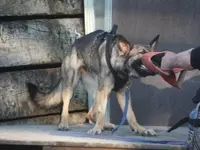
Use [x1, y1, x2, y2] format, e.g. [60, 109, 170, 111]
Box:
[0, 0, 83, 16]
[0, 18, 84, 67]
[0, 68, 87, 124]
[0, 112, 87, 125]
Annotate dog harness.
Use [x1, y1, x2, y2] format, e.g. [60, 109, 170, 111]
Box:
[105, 24, 132, 134]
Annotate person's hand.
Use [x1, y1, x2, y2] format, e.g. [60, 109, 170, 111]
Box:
[161, 49, 194, 71]
[160, 53, 177, 71]
[160, 48, 195, 88]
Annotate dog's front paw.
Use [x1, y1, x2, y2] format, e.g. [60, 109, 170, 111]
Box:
[87, 127, 102, 135]
[58, 122, 69, 131]
[134, 127, 157, 136]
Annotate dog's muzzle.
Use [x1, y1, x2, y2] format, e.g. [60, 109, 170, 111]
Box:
[131, 58, 157, 77]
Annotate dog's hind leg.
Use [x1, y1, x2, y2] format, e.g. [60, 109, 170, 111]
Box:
[81, 73, 115, 130]
[116, 91, 157, 136]
[87, 85, 113, 135]
[58, 86, 73, 130]
[80, 72, 97, 124]
[86, 88, 96, 124]
[58, 53, 82, 131]
[58, 68, 80, 131]
[86, 100, 115, 130]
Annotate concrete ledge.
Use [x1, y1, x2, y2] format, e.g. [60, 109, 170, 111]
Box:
[0, 124, 188, 150]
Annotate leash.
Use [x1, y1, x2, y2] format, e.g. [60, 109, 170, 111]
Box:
[112, 90, 130, 134]
[166, 116, 189, 133]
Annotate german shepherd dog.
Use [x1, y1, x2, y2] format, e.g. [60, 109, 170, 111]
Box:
[26, 29, 159, 136]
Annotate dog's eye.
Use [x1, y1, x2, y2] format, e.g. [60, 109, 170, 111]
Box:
[130, 45, 134, 49]
[138, 49, 146, 54]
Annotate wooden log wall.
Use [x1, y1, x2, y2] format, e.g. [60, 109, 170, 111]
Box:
[0, 0, 88, 125]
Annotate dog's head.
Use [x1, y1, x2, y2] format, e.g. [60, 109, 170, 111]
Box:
[115, 34, 160, 78]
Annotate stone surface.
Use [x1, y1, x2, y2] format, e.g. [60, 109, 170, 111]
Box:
[0, 0, 83, 16]
[0, 18, 84, 67]
[0, 68, 87, 124]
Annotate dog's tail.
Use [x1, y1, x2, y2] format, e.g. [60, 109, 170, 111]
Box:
[26, 79, 62, 109]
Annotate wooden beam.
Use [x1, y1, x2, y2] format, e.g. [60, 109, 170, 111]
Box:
[0, 0, 83, 16]
[0, 18, 84, 67]
[43, 147, 155, 150]
[0, 68, 87, 124]
[0, 145, 42, 150]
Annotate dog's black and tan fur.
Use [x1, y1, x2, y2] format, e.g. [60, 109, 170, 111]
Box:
[27, 30, 159, 136]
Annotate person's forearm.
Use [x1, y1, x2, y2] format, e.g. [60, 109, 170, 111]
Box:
[161, 48, 194, 71]
[174, 49, 194, 69]
[163, 54, 177, 70]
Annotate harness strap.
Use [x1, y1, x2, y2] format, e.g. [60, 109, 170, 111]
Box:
[105, 24, 118, 79]
[105, 25, 130, 134]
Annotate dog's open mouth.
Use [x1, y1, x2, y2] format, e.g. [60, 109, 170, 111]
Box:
[132, 59, 157, 77]
[130, 53, 166, 77]
[135, 53, 166, 77]
[151, 53, 165, 68]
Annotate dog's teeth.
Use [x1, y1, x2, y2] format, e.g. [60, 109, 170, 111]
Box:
[141, 65, 146, 69]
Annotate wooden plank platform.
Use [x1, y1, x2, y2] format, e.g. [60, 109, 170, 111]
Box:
[0, 124, 188, 150]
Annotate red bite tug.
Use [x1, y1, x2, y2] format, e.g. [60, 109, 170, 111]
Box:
[141, 51, 185, 88]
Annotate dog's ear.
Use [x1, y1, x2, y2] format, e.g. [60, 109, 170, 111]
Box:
[149, 34, 160, 51]
[118, 41, 130, 54]
[116, 35, 131, 55]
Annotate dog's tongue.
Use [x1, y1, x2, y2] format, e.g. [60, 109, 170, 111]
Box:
[141, 51, 185, 88]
